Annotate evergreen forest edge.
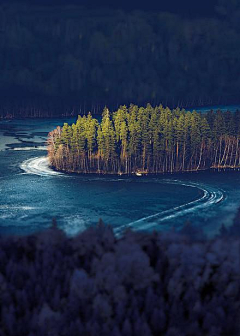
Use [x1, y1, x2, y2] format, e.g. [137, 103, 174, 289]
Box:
[48, 104, 240, 175]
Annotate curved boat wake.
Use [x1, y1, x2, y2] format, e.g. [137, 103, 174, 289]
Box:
[20, 157, 62, 176]
[13, 146, 47, 151]
[114, 180, 224, 236]
[20, 157, 225, 233]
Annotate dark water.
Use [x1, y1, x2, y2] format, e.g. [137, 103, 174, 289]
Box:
[0, 107, 240, 237]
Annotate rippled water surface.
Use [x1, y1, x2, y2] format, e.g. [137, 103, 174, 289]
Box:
[1, 109, 240, 237]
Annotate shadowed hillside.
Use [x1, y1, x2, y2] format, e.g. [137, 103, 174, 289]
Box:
[0, 1, 240, 117]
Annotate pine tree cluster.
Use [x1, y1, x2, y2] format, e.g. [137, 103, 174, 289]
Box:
[48, 105, 240, 174]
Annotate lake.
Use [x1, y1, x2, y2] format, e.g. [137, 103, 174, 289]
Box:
[1, 105, 240, 237]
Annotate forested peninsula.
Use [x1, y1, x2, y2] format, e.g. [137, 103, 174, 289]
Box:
[48, 104, 240, 175]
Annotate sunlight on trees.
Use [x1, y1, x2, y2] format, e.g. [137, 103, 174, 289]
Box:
[48, 105, 240, 174]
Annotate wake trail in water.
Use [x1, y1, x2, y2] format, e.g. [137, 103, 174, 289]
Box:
[114, 180, 224, 236]
[20, 157, 225, 232]
[20, 157, 62, 176]
[12, 146, 47, 151]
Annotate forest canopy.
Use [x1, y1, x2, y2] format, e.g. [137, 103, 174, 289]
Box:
[48, 104, 240, 174]
[0, 221, 239, 336]
[0, 1, 240, 117]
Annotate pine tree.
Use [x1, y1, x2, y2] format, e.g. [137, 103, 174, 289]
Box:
[61, 123, 72, 147]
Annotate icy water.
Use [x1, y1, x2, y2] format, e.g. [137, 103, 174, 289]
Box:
[0, 106, 240, 237]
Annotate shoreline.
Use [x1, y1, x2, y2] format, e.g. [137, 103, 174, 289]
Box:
[1, 103, 240, 121]
[50, 165, 240, 178]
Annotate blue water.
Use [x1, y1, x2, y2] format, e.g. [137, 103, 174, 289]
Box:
[191, 104, 240, 114]
[1, 105, 240, 237]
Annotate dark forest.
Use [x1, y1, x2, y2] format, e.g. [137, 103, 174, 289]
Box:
[0, 219, 239, 336]
[0, 0, 240, 117]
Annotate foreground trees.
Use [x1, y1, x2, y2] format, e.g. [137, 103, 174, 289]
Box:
[0, 220, 239, 336]
[48, 104, 240, 174]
